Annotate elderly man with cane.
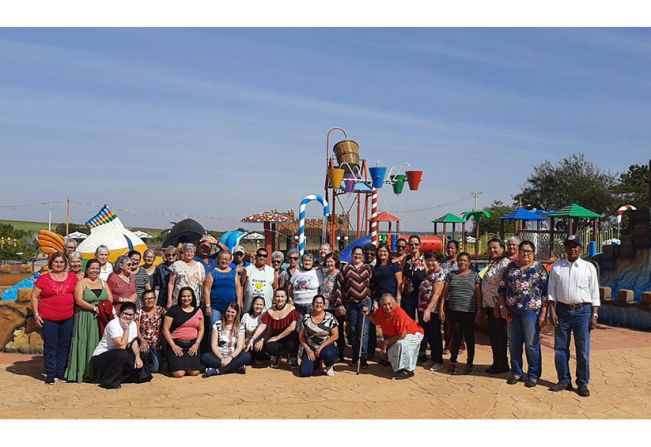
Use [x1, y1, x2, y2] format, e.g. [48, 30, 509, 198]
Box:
[363, 293, 424, 380]
[547, 235, 600, 397]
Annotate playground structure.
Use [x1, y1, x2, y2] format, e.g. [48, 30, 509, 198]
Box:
[323, 127, 436, 252]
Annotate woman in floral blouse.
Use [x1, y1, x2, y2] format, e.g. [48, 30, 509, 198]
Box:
[480, 238, 512, 375]
[136, 289, 166, 373]
[498, 240, 548, 388]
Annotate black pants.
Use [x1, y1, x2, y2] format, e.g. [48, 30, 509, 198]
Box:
[401, 293, 418, 320]
[92, 349, 144, 388]
[201, 351, 252, 374]
[449, 311, 476, 364]
[265, 332, 299, 358]
[419, 311, 443, 364]
[328, 311, 346, 360]
[485, 307, 509, 369]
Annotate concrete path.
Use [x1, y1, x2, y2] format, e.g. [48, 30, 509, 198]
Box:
[1, 324, 649, 419]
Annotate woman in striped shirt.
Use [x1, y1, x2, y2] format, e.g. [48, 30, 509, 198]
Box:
[440, 252, 481, 375]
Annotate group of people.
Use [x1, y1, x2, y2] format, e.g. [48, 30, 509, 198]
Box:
[30, 232, 600, 396]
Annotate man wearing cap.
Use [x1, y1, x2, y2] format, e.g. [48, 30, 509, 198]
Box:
[547, 235, 600, 397]
[230, 245, 251, 288]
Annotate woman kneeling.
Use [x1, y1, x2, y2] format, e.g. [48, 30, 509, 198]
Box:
[364, 293, 424, 380]
[298, 295, 339, 377]
[202, 302, 252, 377]
[162, 287, 204, 377]
[91, 302, 151, 389]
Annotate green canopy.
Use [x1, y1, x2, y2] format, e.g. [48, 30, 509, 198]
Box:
[548, 203, 601, 218]
[433, 213, 465, 224]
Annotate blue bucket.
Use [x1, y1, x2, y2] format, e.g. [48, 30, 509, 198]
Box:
[369, 166, 387, 189]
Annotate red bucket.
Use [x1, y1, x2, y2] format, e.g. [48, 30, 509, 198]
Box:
[405, 170, 423, 190]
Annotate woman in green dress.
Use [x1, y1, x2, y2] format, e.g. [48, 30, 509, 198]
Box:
[65, 259, 114, 382]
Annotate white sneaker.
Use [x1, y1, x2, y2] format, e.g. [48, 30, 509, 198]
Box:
[325, 366, 335, 377]
[429, 363, 444, 372]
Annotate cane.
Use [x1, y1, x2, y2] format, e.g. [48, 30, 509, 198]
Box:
[356, 312, 367, 375]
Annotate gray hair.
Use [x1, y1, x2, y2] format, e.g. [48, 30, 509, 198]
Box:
[271, 250, 285, 261]
[67, 251, 82, 261]
[64, 238, 78, 248]
[95, 244, 109, 255]
[143, 248, 156, 258]
[320, 243, 332, 251]
[287, 248, 299, 259]
[302, 253, 314, 262]
[113, 255, 131, 273]
[182, 243, 196, 253]
[380, 292, 397, 303]
[506, 236, 521, 244]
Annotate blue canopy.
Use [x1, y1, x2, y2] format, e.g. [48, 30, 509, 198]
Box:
[500, 208, 546, 221]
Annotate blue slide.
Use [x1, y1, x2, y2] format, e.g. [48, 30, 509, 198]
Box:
[339, 235, 372, 264]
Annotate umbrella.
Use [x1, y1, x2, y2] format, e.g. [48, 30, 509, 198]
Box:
[162, 219, 206, 247]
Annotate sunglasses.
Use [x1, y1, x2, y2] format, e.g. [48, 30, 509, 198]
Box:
[289, 256, 299, 260]
[257, 254, 268, 258]
[409, 243, 420, 246]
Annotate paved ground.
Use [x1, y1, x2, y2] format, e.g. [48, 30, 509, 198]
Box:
[1, 324, 650, 419]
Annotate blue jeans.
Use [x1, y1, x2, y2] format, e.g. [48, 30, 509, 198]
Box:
[209, 308, 223, 326]
[299, 344, 338, 377]
[42, 318, 73, 378]
[201, 351, 252, 374]
[141, 347, 162, 373]
[345, 298, 371, 361]
[507, 307, 542, 381]
[554, 304, 591, 386]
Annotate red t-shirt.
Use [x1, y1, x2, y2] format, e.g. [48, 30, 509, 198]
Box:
[261, 308, 301, 336]
[374, 306, 424, 338]
[167, 306, 204, 341]
[34, 272, 77, 321]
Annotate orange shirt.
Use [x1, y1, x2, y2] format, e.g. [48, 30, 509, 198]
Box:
[374, 306, 424, 338]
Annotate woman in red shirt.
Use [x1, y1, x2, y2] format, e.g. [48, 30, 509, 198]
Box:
[364, 293, 424, 380]
[107, 255, 137, 312]
[31, 252, 78, 384]
[246, 289, 300, 369]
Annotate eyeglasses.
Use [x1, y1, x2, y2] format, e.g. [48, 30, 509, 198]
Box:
[409, 243, 420, 247]
[289, 256, 299, 260]
[257, 254, 268, 258]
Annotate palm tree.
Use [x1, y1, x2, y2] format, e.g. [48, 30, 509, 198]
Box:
[461, 209, 491, 255]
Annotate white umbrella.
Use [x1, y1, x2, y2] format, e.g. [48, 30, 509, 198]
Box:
[243, 232, 265, 240]
[132, 230, 152, 239]
[65, 231, 88, 240]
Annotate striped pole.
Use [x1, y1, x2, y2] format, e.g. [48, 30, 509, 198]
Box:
[299, 194, 330, 256]
[370, 187, 378, 245]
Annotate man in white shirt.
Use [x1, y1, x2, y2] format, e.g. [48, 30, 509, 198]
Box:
[96, 245, 112, 281]
[244, 248, 278, 311]
[547, 235, 600, 397]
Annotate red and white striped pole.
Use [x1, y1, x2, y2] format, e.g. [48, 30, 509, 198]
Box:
[370, 187, 378, 245]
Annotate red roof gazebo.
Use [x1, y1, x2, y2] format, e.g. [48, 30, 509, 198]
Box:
[369, 211, 401, 233]
[241, 210, 291, 262]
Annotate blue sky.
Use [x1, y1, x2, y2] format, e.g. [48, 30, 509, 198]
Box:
[1, 28, 649, 232]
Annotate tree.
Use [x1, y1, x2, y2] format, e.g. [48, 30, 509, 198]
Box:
[476, 200, 517, 235]
[614, 163, 649, 209]
[54, 223, 90, 236]
[513, 154, 618, 214]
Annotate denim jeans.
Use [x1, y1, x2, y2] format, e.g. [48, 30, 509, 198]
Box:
[507, 307, 542, 381]
[327, 310, 346, 360]
[554, 304, 591, 386]
[345, 298, 371, 361]
[299, 344, 338, 377]
[209, 308, 223, 326]
[201, 351, 252, 374]
[42, 317, 74, 378]
[141, 347, 162, 373]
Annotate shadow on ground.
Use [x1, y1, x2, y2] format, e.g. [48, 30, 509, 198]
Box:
[5, 356, 43, 380]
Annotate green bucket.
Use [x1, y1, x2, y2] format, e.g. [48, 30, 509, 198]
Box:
[392, 175, 406, 194]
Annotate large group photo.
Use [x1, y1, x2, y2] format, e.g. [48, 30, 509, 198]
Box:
[1, 4, 651, 430]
